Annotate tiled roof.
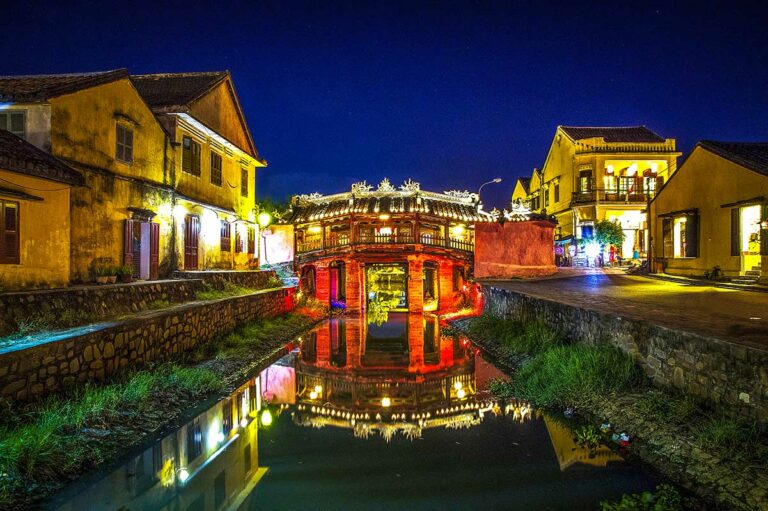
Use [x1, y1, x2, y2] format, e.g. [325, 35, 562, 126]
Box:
[0, 69, 127, 102]
[699, 140, 768, 177]
[560, 126, 666, 143]
[289, 195, 493, 223]
[0, 130, 83, 186]
[130, 72, 229, 110]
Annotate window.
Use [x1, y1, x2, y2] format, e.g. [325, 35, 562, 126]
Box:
[182, 136, 201, 176]
[580, 224, 594, 239]
[186, 418, 202, 462]
[1, 201, 19, 264]
[578, 170, 592, 193]
[235, 228, 242, 253]
[210, 152, 222, 186]
[223, 399, 233, 435]
[241, 168, 249, 197]
[115, 125, 133, 163]
[0, 111, 25, 138]
[553, 182, 560, 203]
[220, 221, 231, 252]
[544, 188, 550, 208]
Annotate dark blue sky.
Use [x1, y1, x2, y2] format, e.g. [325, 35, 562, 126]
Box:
[3, 1, 767, 208]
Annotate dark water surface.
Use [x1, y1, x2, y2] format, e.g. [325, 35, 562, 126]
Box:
[48, 314, 656, 511]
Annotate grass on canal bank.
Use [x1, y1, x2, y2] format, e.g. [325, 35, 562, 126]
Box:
[456, 313, 768, 509]
[0, 303, 324, 509]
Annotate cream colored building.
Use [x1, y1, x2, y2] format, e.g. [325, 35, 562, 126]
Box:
[513, 126, 680, 260]
[650, 141, 768, 283]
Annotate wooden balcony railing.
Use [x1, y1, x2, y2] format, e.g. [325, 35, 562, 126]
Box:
[571, 188, 656, 204]
[296, 234, 474, 254]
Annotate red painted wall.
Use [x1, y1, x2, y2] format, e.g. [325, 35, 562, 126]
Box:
[474, 220, 556, 278]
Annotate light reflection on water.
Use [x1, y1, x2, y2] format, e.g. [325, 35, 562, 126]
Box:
[49, 314, 654, 511]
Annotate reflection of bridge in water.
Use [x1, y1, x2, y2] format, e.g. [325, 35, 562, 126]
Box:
[50, 315, 627, 511]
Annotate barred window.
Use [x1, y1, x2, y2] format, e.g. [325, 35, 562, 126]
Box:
[182, 136, 201, 176]
[241, 168, 249, 197]
[210, 152, 222, 186]
[116, 125, 133, 163]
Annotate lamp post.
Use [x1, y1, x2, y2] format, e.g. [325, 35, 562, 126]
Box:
[477, 178, 502, 208]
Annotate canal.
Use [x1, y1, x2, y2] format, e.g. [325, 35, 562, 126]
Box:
[47, 314, 657, 510]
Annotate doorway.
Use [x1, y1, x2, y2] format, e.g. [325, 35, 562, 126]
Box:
[329, 260, 346, 306]
[739, 205, 762, 274]
[124, 218, 160, 280]
[184, 215, 200, 270]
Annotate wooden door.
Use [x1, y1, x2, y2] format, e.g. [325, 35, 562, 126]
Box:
[184, 215, 199, 270]
[150, 222, 159, 279]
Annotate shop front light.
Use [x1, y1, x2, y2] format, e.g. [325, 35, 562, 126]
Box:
[261, 408, 273, 427]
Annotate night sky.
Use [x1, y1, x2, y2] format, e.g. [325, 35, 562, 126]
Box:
[3, 1, 767, 209]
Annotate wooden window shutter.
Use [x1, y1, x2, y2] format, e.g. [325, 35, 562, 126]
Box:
[762, 205, 768, 256]
[1, 202, 20, 264]
[124, 219, 134, 268]
[248, 227, 255, 254]
[150, 222, 159, 280]
[685, 213, 699, 258]
[731, 208, 740, 256]
[662, 218, 673, 259]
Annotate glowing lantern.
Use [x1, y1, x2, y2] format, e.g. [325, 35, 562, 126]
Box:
[381, 397, 392, 408]
[177, 468, 190, 484]
[454, 381, 463, 390]
[258, 212, 272, 228]
[457, 389, 466, 399]
[261, 408, 273, 426]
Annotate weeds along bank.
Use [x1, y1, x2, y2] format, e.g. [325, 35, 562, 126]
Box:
[0, 299, 328, 510]
[452, 314, 768, 510]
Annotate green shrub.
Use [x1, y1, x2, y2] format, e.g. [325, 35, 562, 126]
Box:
[196, 281, 255, 301]
[601, 484, 683, 510]
[694, 415, 768, 463]
[465, 315, 562, 357]
[510, 344, 639, 407]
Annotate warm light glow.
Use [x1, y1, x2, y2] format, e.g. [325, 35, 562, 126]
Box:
[258, 212, 272, 228]
[451, 224, 466, 236]
[379, 213, 390, 220]
[381, 397, 392, 408]
[314, 385, 322, 393]
[215, 430, 225, 443]
[457, 389, 466, 399]
[240, 418, 249, 428]
[626, 163, 638, 176]
[584, 242, 601, 260]
[201, 209, 220, 242]
[308, 225, 322, 234]
[309, 391, 318, 400]
[173, 204, 187, 223]
[454, 381, 463, 390]
[605, 164, 614, 174]
[261, 408, 273, 426]
[177, 468, 190, 484]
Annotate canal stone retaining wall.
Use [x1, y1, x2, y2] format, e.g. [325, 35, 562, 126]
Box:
[0, 279, 205, 337]
[174, 270, 278, 290]
[0, 286, 296, 402]
[482, 285, 768, 421]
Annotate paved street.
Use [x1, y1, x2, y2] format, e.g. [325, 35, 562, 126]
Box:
[482, 271, 768, 350]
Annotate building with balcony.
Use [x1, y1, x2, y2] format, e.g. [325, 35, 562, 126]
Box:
[288, 179, 495, 313]
[512, 126, 680, 262]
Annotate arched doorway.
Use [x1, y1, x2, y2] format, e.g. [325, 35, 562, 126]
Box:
[329, 260, 346, 306]
[423, 261, 439, 312]
[300, 266, 316, 297]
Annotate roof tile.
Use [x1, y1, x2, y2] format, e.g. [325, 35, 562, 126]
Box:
[560, 126, 666, 143]
[0, 69, 127, 102]
[130, 72, 229, 111]
[0, 130, 83, 186]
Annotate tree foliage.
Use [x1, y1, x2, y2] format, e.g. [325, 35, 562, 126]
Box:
[594, 220, 625, 247]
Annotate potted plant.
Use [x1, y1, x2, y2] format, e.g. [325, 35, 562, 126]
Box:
[95, 267, 111, 284]
[117, 265, 134, 283]
[107, 267, 118, 284]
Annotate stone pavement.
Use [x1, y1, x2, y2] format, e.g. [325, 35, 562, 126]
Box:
[481, 271, 768, 350]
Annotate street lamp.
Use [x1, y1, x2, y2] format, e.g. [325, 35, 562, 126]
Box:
[477, 178, 502, 199]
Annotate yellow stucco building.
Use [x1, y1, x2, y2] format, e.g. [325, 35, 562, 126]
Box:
[512, 126, 680, 262]
[0, 69, 265, 289]
[650, 141, 768, 283]
[0, 130, 84, 290]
